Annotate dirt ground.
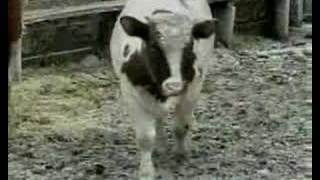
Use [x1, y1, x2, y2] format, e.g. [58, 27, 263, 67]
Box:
[9, 22, 312, 180]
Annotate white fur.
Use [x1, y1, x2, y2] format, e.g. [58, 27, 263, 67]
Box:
[110, 0, 215, 179]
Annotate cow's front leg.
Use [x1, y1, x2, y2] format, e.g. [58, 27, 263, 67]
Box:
[155, 118, 167, 154]
[174, 107, 194, 160]
[136, 116, 156, 180]
[130, 105, 156, 180]
[174, 79, 202, 160]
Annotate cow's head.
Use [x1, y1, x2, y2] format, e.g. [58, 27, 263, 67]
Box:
[120, 13, 216, 98]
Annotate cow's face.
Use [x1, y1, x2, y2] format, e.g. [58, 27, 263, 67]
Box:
[120, 14, 216, 98]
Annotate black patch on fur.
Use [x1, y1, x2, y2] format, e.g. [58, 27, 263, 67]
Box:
[123, 44, 130, 58]
[181, 41, 196, 82]
[121, 41, 170, 102]
[192, 20, 217, 39]
[120, 16, 150, 40]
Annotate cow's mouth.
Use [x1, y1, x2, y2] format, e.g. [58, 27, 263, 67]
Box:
[162, 85, 186, 97]
[163, 91, 181, 97]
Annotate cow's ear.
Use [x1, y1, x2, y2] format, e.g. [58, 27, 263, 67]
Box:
[192, 19, 218, 39]
[120, 16, 149, 40]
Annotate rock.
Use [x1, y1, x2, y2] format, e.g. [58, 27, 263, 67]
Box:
[62, 167, 73, 173]
[80, 54, 101, 68]
[305, 30, 312, 39]
[238, 50, 251, 56]
[257, 52, 269, 59]
[259, 49, 296, 56]
[45, 164, 53, 170]
[304, 144, 312, 152]
[298, 159, 312, 178]
[292, 41, 307, 46]
[94, 163, 105, 175]
[305, 99, 312, 105]
[303, 47, 312, 57]
[292, 50, 307, 62]
[21, 151, 35, 158]
[31, 166, 46, 175]
[257, 169, 271, 176]
[305, 171, 313, 178]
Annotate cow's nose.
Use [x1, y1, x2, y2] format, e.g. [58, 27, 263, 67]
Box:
[162, 80, 184, 96]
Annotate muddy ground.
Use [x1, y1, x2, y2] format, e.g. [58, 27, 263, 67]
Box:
[9, 24, 312, 180]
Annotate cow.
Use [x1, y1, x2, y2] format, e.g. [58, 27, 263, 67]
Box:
[110, 0, 216, 179]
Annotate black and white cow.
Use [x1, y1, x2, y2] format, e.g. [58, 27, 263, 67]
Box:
[110, 0, 216, 179]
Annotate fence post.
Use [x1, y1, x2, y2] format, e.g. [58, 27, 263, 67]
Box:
[214, 2, 236, 48]
[273, 0, 290, 41]
[290, 0, 304, 27]
[8, 0, 27, 82]
[304, 0, 312, 14]
[303, 0, 312, 22]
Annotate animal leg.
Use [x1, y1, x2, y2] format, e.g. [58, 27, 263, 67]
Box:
[128, 102, 156, 180]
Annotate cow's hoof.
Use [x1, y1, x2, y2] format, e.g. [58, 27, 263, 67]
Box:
[173, 143, 190, 163]
[174, 152, 188, 164]
[139, 172, 155, 180]
[140, 176, 155, 180]
[139, 164, 155, 180]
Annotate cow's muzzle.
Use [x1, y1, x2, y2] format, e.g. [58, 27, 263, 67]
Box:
[162, 79, 184, 96]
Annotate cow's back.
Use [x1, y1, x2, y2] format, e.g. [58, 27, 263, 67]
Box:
[110, 0, 214, 77]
